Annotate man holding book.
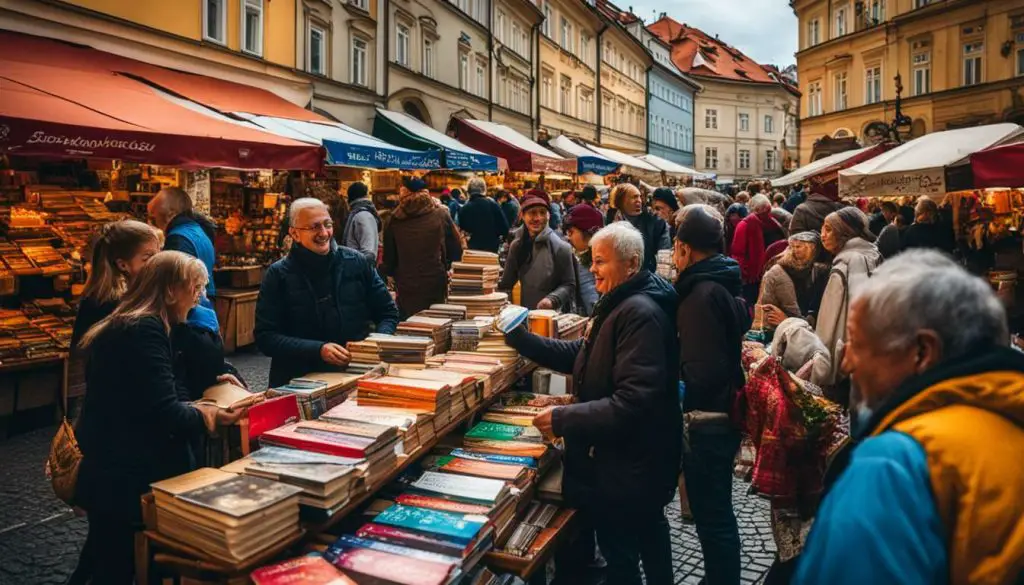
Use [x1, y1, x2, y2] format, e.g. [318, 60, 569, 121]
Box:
[256, 198, 400, 387]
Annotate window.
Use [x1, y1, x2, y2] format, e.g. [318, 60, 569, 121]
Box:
[834, 6, 847, 37]
[204, 0, 226, 44]
[865, 67, 881, 104]
[807, 19, 821, 47]
[242, 0, 263, 56]
[739, 113, 749, 132]
[560, 18, 574, 53]
[559, 76, 572, 116]
[422, 39, 434, 78]
[764, 115, 775, 134]
[705, 147, 718, 169]
[308, 26, 326, 75]
[914, 0, 930, 7]
[963, 42, 983, 86]
[496, 11, 506, 41]
[705, 108, 718, 129]
[396, 24, 410, 67]
[459, 52, 469, 91]
[834, 72, 848, 110]
[510, 22, 520, 54]
[581, 33, 592, 67]
[542, 2, 551, 37]
[912, 51, 930, 95]
[579, 88, 594, 122]
[476, 61, 485, 97]
[541, 73, 553, 108]
[808, 81, 822, 116]
[474, 0, 485, 23]
[351, 37, 368, 86]
[765, 151, 777, 172]
[738, 149, 750, 170]
[350, 0, 368, 9]
[869, 0, 885, 23]
[605, 42, 614, 65]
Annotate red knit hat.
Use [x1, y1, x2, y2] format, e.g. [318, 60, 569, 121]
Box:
[521, 188, 551, 213]
[564, 203, 605, 235]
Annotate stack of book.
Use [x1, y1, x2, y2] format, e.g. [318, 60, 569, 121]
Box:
[347, 337, 383, 371]
[419, 449, 533, 490]
[472, 329, 519, 364]
[321, 399, 436, 456]
[424, 353, 508, 397]
[450, 318, 492, 352]
[446, 292, 508, 319]
[499, 501, 560, 557]
[397, 316, 454, 354]
[388, 366, 481, 419]
[449, 262, 501, 296]
[269, 379, 331, 420]
[150, 468, 303, 564]
[554, 313, 588, 340]
[483, 392, 574, 427]
[462, 421, 548, 459]
[461, 249, 501, 267]
[419, 303, 468, 321]
[222, 446, 361, 520]
[259, 420, 400, 489]
[355, 376, 453, 429]
[373, 334, 437, 365]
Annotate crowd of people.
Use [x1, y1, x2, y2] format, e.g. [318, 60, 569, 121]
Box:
[61, 174, 1024, 585]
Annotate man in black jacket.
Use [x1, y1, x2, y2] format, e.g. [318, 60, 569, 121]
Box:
[505, 222, 680, 585]
[672, 204, 751, 585]
[456, 177, 510, 252]
[256, 198, 399, 387]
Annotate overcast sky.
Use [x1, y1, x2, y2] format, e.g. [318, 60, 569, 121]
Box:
[630, 0, 798, 67]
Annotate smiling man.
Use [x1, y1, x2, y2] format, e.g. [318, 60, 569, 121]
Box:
[255, 198, 399, 386]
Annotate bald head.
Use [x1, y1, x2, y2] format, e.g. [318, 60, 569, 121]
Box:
[148, 187, 193, 231]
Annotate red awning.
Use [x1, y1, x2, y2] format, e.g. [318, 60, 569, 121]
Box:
[971, 143, 1024, 188]
[452, 118, 575, 174]
[0, 38, 323, 170]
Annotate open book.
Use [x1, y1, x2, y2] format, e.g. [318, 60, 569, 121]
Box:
[194, 382, 265, 411]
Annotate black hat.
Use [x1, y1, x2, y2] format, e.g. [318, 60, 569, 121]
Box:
[348, 181, 369, 200]
[652, 187, 679, 212]
[675, 205, 724, 250]
[403, 177, 428, 192]
[580, 185, 598, 202]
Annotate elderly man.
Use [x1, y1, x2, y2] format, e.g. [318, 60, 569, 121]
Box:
[503, 222, 681, 585]
[148, 187, 218, 313]
[795, 250, 1024, 585]
[456, 177, 509, 253]
[255, 198, 399, 387]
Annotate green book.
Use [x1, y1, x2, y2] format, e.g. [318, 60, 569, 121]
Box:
[465, 421, 544, 443]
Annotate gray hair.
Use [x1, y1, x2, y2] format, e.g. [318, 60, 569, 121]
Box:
[749, 194, 772, 213]
[467, 177, 486, 195]
[590, 221, 645, 267]
[852, 250, 1008, 359]
[289, 197, 329, 225]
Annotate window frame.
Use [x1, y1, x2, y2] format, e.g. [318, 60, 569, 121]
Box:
[203, 0, 227, 45]
[807, 19, 820, 47]
[765, 150, 777, 172]
[241, 0, 263, 57]
[396, 23, 411, 68]
[834, 72, 848, 110]
[705, 108, 718, 130]
[962, 41, 984, 86]
[705, 147, 718, 169]
[308, 24, 327, 76]
[738, 149, 751, 170]
[764, 115, 775, 134]
[459, 51, 470, 91]
[834, 5, 847, 37]
[476, 59, 486, 97]
[422, 38, 434, 79]
[738, 113, 749, 132]
[865, 66, 882, 105]
[542, 2, 551, 37]
[351, 36, 368, 86]
[911, 51, 931, 95]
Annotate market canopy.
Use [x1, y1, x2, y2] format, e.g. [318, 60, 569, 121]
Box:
[548, 135, 620, 175]
[636, 154, 708, 179]
[239, 114, 440, 170]
[773, 144, 888, 187]
[372, 109, 499, 171]
[452, 119, 576, 174]
[839, 123, 1024, 198]
[586, 144, 661, 176]
[0, 60, 324, 170]
[971, 143, 1024, 189]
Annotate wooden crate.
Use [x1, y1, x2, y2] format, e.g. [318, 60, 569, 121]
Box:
[213, 289, 259, 353]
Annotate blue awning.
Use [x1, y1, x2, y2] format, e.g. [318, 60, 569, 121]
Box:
[238, 113, 440, 170]
[373, 108, 500, 171]
[548, 135, 618, 175]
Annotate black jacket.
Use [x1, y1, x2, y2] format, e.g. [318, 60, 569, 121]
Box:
[256, 243, 399, 387]
[624, 211, 671, 273]
[506, 271, 681, 510]
[675, 255, 750, 413]
[868, 212, 889, 238]
[71, 296, 117, 350]
[900, 222, 955, 255]
[457, 193, 510, 253]
[75, 315, 205, 519]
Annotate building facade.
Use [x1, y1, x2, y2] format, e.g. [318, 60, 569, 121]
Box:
[492, 0, 545, 136]
[594, 1, 652, 154]
[793, 0, 1024, 162]
[536, 0, 602, 143]
[649, 16, 801, 182]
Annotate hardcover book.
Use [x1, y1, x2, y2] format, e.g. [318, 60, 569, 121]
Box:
[251, 555, 355, 585]
[176, 475, 303, 519]
[465, 422, 544, 443]
[328, 543, 455, 585]
[393, 494, 492, 516]
[373, 504, 487, 543]
[260, 421, 381, 460]
[330, 534, 461, 566]
[410, 471, 508, 505]
[355, 523, 470, 558]
[449, 449, 537, 468]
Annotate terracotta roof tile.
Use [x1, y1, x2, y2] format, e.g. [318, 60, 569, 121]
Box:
[647, 15, 780, 85]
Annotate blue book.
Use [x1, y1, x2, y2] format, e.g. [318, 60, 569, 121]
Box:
[450, 448, 537, 468]
[374, 504, 487, 544]
[329, 534, 461, 566]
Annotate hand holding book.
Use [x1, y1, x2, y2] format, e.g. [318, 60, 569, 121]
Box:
[532, 406, 559, 440]
[195, 402, 250, 434]
[495, 305, 528, 334]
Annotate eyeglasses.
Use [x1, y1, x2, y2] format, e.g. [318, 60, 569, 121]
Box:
[294, 220, 335, 233]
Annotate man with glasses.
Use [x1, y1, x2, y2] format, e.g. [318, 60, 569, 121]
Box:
[256, 198, 399, 386]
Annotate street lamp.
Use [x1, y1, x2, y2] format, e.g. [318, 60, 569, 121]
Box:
[889, 73, 913, 142]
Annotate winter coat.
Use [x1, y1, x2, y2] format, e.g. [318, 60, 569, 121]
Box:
[759, 263, 829, 321]
[256, 244, 399, 387]
[341, 198, 381, 266]
[500, 198, 520, 229]
[383, 194, 464, 317]
[171, 305, 230, 402]
[457, 193, 510, 253]
[548, 202, 562, 230]
[901, 221, 955, 255]
[675, 254, 750, 413]
[731, 213, 785, 285]
[789, 194, 844, 234]
[795, 347, 1024, 585]
[771, 207, 793, 233]
[620, 210, 672, 273]
[770, 317, 831, 388]
[876, 224, 902, 259]
[783, 190, 806, 214]
[505, 270, 681, 511]
[498, 227, 576, 311]
[165, 212, 218, 304]
[573, 250, 599, 317]
[815, 238, 881, 386]
[867, 211, 889, 237]
[76, 315, 205, 518]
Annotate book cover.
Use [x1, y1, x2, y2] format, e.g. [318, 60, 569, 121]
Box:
[449, 449, 537, 468]
[461, 440, 548, 458]
[251, 555, 355, 585]
[410, 471, 506, 505]
[197, 383, 265, 410]
[394, 494, 492, 516]
[374, 504, 486, 543]
[176, 475, 303, 519]
[330, 534, 460, 566]
[465, 422, 544, 443]
[328, 544, 454, 585]
[246, 462, 357, 487]
[355, 523, 468, 558]
[247, 394, 301, 439]
[249, 446, 365, 467]
[260, 422, 376, 459]
[437, 456, 526, 481]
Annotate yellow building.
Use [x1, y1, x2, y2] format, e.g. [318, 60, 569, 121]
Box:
[1, 0, 314, 107]
[537, 0, 603, 143]
[793, 0, 1024, 162]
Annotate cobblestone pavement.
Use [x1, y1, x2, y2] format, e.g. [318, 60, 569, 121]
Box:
[0, 349, 775, 585]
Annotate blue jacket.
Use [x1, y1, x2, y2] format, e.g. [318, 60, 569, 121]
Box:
[255, 244, 399, 387]
[165, 213, 218, 323]
[457, 193, 510, 253]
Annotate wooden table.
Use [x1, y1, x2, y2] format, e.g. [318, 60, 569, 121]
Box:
[212, 288, 259, 353]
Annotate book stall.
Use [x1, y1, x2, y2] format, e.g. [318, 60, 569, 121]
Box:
[136, 280, 590, 585]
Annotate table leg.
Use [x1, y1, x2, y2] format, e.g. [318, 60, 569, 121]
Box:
[134, 532, 152, 585]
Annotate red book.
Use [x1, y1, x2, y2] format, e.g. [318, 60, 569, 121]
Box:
[260, 422, 375, 459]
[251, 556, 356, 584]
[355, 523, 469, 558]
[331, 545, 453, 585]
[248, 394, 301, 439]
[395, 494, 492, 516]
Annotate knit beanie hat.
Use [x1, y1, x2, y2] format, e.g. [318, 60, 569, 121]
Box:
[521, 188, 551, 213]
[675, 204, 724, 250]
[348, 181, 369, 201]
[564, 203, 604, 235]
[652, 188, 680, 212]
[825, 207, 876, 245]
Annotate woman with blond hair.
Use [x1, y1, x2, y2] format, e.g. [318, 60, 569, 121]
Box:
[72, 252, 248, 584]
[609, 183, 671, 273]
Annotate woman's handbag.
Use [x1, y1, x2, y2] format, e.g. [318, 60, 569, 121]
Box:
[47, 417, 82, 506]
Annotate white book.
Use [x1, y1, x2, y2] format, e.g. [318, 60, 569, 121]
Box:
[411, 470, 507, 504]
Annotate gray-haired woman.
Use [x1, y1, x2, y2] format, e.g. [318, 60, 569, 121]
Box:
[758, 231, 830, 329]
[816, 208, 881, 402]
